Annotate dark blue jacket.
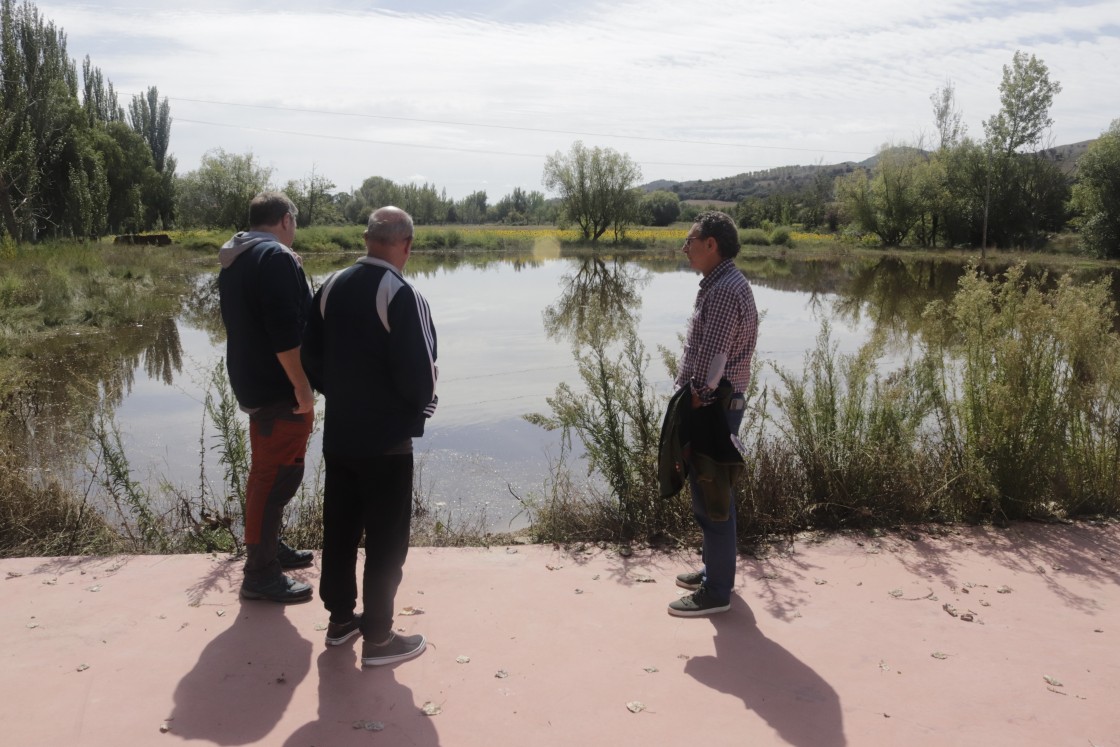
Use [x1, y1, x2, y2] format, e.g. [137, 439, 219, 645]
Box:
[302, 257, 438, 457]
[217, 233, 310, 409]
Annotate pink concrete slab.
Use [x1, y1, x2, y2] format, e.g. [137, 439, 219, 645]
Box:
[1, 522, 1118, 746]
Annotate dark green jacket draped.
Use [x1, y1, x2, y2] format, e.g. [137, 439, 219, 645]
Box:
[657, 381, 744, 522]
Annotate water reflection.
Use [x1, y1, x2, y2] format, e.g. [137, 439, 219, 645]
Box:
[831, 258, 968, 340]
[141, 317, 184, 386]
[180, 275, 225, 344]
[543, 256, 650, 346]
[6, 313, 187, 471]
[9, 249, 1120, 530]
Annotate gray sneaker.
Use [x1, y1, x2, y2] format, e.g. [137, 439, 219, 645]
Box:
[325, 614, 362, 646]
[676, 571, 704, 591]
[668, 587, 731, 617]
[239, 574, 313, 603]
[361, 632, 427, 667]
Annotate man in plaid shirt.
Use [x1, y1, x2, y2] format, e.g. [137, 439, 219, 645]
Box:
[669, 210, 759, 617]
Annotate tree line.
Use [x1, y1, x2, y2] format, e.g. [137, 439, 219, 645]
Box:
[1, 0, 173, 242]
[735, 52, 1120, 258]
[3, 0, 1118, 258]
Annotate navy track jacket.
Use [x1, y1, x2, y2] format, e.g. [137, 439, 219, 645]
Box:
[302, 257, 438, 458]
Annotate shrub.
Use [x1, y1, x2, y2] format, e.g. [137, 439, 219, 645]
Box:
[769, 226, 793, 246]
[0, 449, 119, 557]
[921, 264, 1120, 519]
[524, 333, 668, 543]
[740, 228, 770, 246]
[772, 324, 934, 526]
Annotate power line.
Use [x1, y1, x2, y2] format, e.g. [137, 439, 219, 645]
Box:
[147, 93, 870, 158]
[175, 117, 833, 170]
[175, 117, 546, 159]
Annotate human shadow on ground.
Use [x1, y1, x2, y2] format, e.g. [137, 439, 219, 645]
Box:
[283, 646, 440, 747]
[168, 601, 312, 745]
[684, 602, 847, 747]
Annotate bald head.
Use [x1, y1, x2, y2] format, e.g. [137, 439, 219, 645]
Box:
[363, 206, 415, 269]
[365, 206, 413, 243]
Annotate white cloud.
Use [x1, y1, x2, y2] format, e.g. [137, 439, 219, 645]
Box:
[35, 0, 1120, 198]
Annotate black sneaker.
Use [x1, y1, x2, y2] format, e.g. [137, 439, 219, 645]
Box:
[676, 571, 704, 591]
[240, 574, 313, 603]
[277, 539, 314, 569]
[668, 587, 731, 617]
[361, 632, 427, 667]
[325, 614, 362, 646]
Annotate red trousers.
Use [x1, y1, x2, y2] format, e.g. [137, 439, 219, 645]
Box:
[243, 404, 313, 582]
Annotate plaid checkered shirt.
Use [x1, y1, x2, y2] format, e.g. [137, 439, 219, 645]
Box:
[675, 258, 759, 404]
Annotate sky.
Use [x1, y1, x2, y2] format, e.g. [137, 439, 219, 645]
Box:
[33, 0, 1120, 200]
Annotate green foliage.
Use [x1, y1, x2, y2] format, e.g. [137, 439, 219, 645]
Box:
[1070, 119, 1120, 258]
[128, 86, 175, 229]
[740, 228, 770, 246]
[204, 360, 248, 518]
[89, 409, 170, 551]
[283, 167, 340, 227]
[836, 146, 927, 246]
[773, 325, 932, 525]
[488, 187, 554, 225]
[769, 226, 792, 246]
[525, 333, 666, 541]
[455, 190, 488, 224]
[0, 446, 119, 556]
[0, 2, 171, 242]
[922, 265, 1120, 518]
[542, 141, 642, 242]
[176, 149, 273, 230]
[339, 175, 451, 226]
[983, 51, 1062, 157]
[293, 224, 364, 253]
[527, 261, 1120, 544]
[639, 190, 681, 227]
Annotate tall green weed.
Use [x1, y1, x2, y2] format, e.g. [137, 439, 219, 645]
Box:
[922, 264, 1120, 519]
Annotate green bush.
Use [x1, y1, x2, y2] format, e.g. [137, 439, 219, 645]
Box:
[772, 324, 934, 526]
[740, 228, 771, 246]
[524, 333, 668, 543]
[921, 264, 1120, 519]
[769, 226, 793, 246]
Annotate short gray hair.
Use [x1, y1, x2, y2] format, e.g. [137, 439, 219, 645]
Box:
[365, 206, 414, 244]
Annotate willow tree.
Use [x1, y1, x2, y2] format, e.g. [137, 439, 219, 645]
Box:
[543, 141, 642, 242]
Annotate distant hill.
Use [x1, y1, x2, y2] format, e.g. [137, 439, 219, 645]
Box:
[645, 140, 1095, 202]
[643, 162, 861, 203]
[1036, 140, 1095, 176]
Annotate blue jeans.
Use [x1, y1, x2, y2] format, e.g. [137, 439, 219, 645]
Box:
[686, 406, 744, 604]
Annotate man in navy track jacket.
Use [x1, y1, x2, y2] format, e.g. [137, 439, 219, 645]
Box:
[302, 205, 437, 667]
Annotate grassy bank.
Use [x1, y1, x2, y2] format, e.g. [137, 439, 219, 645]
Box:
[168, 223, 1109, 273]
[169, 224, 693, 254]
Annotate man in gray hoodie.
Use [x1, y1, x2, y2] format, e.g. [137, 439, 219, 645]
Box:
[218, 191, 315, 603]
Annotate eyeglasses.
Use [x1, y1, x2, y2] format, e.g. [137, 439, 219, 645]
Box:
[683, 236, 704, 247]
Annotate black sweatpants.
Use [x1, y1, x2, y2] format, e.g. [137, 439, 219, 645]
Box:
[319, 452, 413, 641]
